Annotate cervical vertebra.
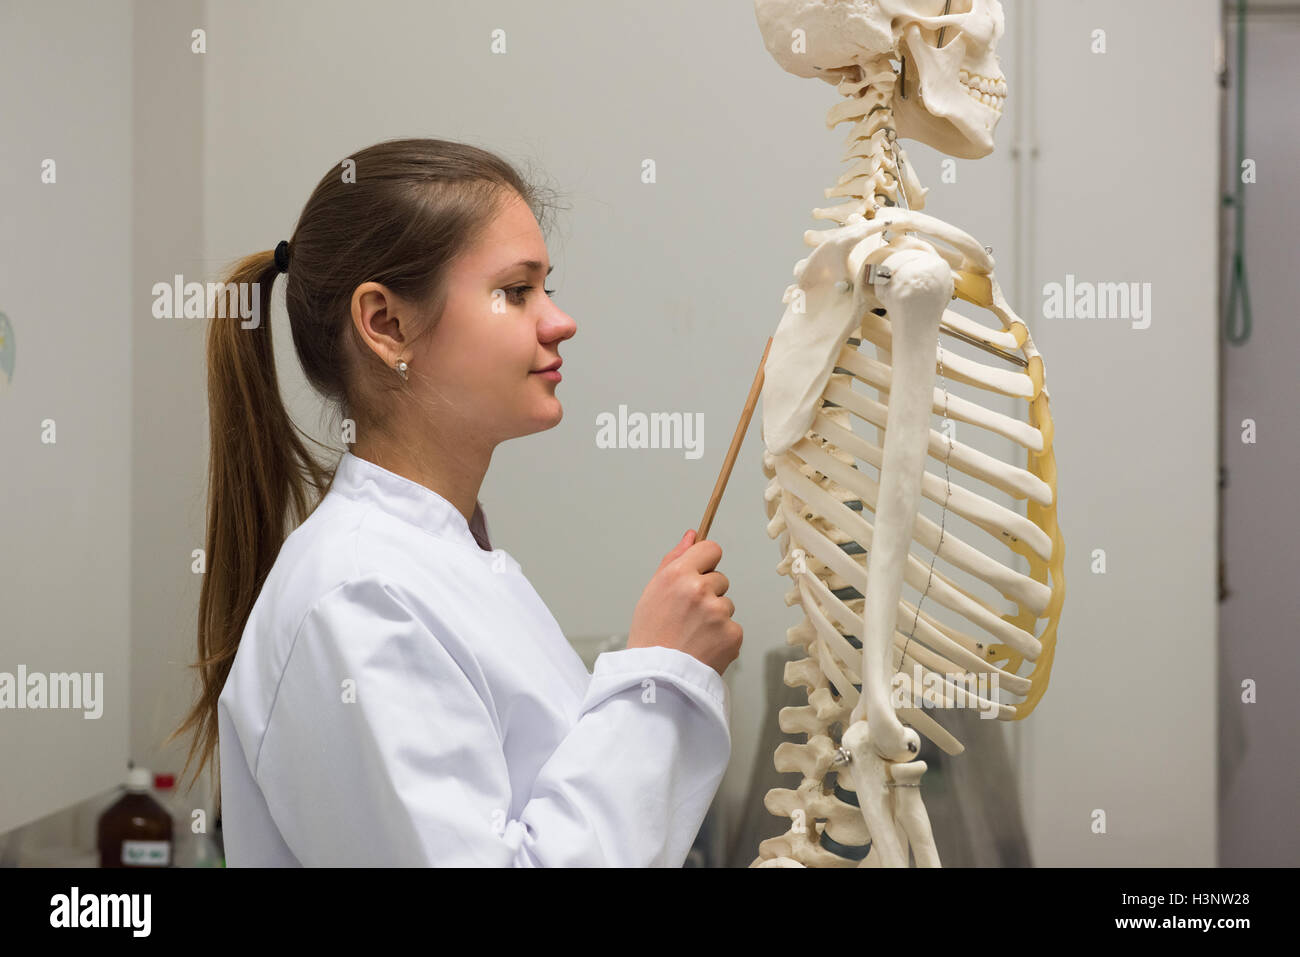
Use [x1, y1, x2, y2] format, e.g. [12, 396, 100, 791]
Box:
[751, 0, 1064, 868]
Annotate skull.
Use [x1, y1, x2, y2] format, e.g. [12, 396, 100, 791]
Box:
[753, 0, 1007, 159]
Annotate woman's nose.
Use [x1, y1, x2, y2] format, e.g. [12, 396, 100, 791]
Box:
[544, 305, 577, 341]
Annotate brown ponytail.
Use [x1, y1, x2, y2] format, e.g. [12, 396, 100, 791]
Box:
[165, 250, 332, 807]
[167, 138, 559, 803]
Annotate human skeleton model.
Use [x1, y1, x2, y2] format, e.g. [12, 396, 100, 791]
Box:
[750, 0, 1064, 867]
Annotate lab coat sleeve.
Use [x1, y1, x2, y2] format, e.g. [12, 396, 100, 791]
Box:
[515, 645, 731, 867]
[252, 577, 730, 867]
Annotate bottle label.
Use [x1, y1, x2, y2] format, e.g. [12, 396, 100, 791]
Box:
[121, 840, 171, 866]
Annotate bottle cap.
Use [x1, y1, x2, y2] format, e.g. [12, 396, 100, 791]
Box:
[125, 767, 152, 791]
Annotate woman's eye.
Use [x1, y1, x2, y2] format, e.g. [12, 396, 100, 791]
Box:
[505, 285, 557, 305]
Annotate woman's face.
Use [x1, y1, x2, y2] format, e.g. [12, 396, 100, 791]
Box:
[410, 190, 576, 445]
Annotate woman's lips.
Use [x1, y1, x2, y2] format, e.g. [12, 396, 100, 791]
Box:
[531, 358, 562, 381]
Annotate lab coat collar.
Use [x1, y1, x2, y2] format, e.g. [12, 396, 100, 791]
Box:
[333, 451, 489, 552]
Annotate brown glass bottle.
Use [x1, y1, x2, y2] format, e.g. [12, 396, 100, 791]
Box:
[97, 767, 174, 867]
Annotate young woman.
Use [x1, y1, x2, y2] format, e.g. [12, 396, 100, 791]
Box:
[171, 138, 742, 866]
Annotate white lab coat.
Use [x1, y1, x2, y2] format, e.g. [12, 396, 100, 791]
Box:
[217, 451, 731, 866]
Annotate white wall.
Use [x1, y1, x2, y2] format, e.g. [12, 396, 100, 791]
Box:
[0, 0, 134, 834]
[130, 0, 209, 813]
[1009, 0, 1220, 865]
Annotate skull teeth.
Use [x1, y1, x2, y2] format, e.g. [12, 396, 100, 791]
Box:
[958, 69, 1006, 113]
[958, 69, 1007, 96]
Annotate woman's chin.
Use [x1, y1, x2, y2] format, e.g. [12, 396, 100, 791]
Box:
[518, 400, 562, 436]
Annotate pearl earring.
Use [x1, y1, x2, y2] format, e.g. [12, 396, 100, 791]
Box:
[395, 359, 408, 381]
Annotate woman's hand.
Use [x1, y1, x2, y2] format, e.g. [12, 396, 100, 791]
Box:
[627, 529, 743, 677]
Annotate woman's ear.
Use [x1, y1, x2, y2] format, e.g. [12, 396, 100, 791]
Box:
[351, 282, 408, 369]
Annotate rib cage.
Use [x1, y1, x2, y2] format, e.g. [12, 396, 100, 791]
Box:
[753, 270, 1065, 867]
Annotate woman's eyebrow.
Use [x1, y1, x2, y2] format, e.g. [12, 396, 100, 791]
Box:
[495, 260, 553, 276]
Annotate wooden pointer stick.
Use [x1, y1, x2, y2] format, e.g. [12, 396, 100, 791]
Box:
[697, 336, 773, 540]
